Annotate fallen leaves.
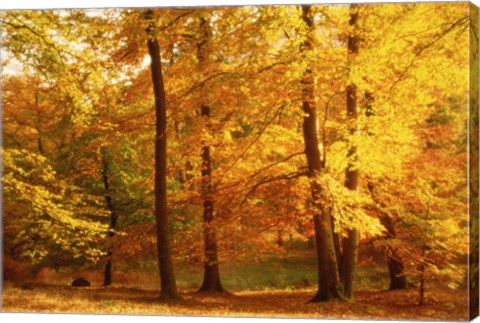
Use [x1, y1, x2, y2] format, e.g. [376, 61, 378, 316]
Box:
[1, 283, 468, 321]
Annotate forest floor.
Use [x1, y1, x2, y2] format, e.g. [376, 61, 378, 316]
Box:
[1, 281, 468, 320]
[1, 250, 469, 320]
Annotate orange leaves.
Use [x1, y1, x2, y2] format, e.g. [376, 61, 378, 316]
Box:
[0, 3, 472, 298]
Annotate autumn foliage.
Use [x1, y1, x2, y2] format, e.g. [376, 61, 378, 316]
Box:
[1, 2, 477, 320]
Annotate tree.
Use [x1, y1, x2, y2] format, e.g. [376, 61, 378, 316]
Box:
[2, 10, 118, 274]
[2, 10, 157, 284]
[196, 14, 225, 293]
[340, 4, 360, 299]
[344, 2, 469, 292]
[145, 9, 179, 299]
[100, 155, 118, 286]
[2, 148, 109, 271]
[300, 5, 344, 302]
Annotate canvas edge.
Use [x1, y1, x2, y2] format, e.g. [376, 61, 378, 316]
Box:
[0, 9, 4, 313]
[469, 1, 480, 321]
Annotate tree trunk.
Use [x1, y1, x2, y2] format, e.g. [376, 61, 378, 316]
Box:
[332, 222, 343, 273]
[365, 99, 408, 291]
[419, 271, 425, 305]
[340, 6, 360, 299]
[419, 245, 426, 305]
[38, 137, 44, 154]
[196, 16, 224, 293]
[145, 9, 179, 300]
[340, 229, 358, 298]
[277, 230, 284, 247]
[383, 213, 408, 290]
[301, 5, 344, 303]
[380, 202, 409, 290]
[101, 158, 118, 287]
[174, 121, 193, 186]
[35, 91, 45, 155]
[388, 256, 408, 290]
[198, 105, 224, 292]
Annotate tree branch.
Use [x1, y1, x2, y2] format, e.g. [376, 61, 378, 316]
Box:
[158, 10, 196, 32]
[4, 20, 65, 61]
[239, 170, 308, 208]
[247, 151, 305, 180]
[389, 15, 468, 94]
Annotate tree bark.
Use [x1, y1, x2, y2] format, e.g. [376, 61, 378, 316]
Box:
[198, 104, 224, 292]
[340, 6, 360, 299]
[145, 9, 179, 300]
[388, 256, 408, 290]
[101, 158, 118, 287]
[381, 201, 408, 290]
[197, 16, 224, 292]
[301, 5, 344, 302]
[377, 194, 408, 290]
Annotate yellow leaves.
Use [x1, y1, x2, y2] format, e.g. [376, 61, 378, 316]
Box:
[3, 148, 109, 265]
[0, 3, 471, 293]
[314, 174, 385, 238]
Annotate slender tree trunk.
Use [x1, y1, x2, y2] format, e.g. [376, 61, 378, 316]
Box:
[419, 272, 425, 305]
[198, 104, 224, 292]
[364, 98, 408, 291]
[341, 231, 358, 298]
[331, 222, 343, 273]
[301, 5, 344, 302]
[174, 121, 193, 185]
[419, 245, 426, 305]
[35, 92, 45, 155]
[145, 9, 178, 300]
[277, 230, 284, 247]
[101, 158, 117, 287]
[197, 16, 224, 292]
[38, 138, 44, 154]
[340, 6, 360, 299]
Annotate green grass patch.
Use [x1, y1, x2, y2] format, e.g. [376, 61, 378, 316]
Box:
[170, 249, 390, 292]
